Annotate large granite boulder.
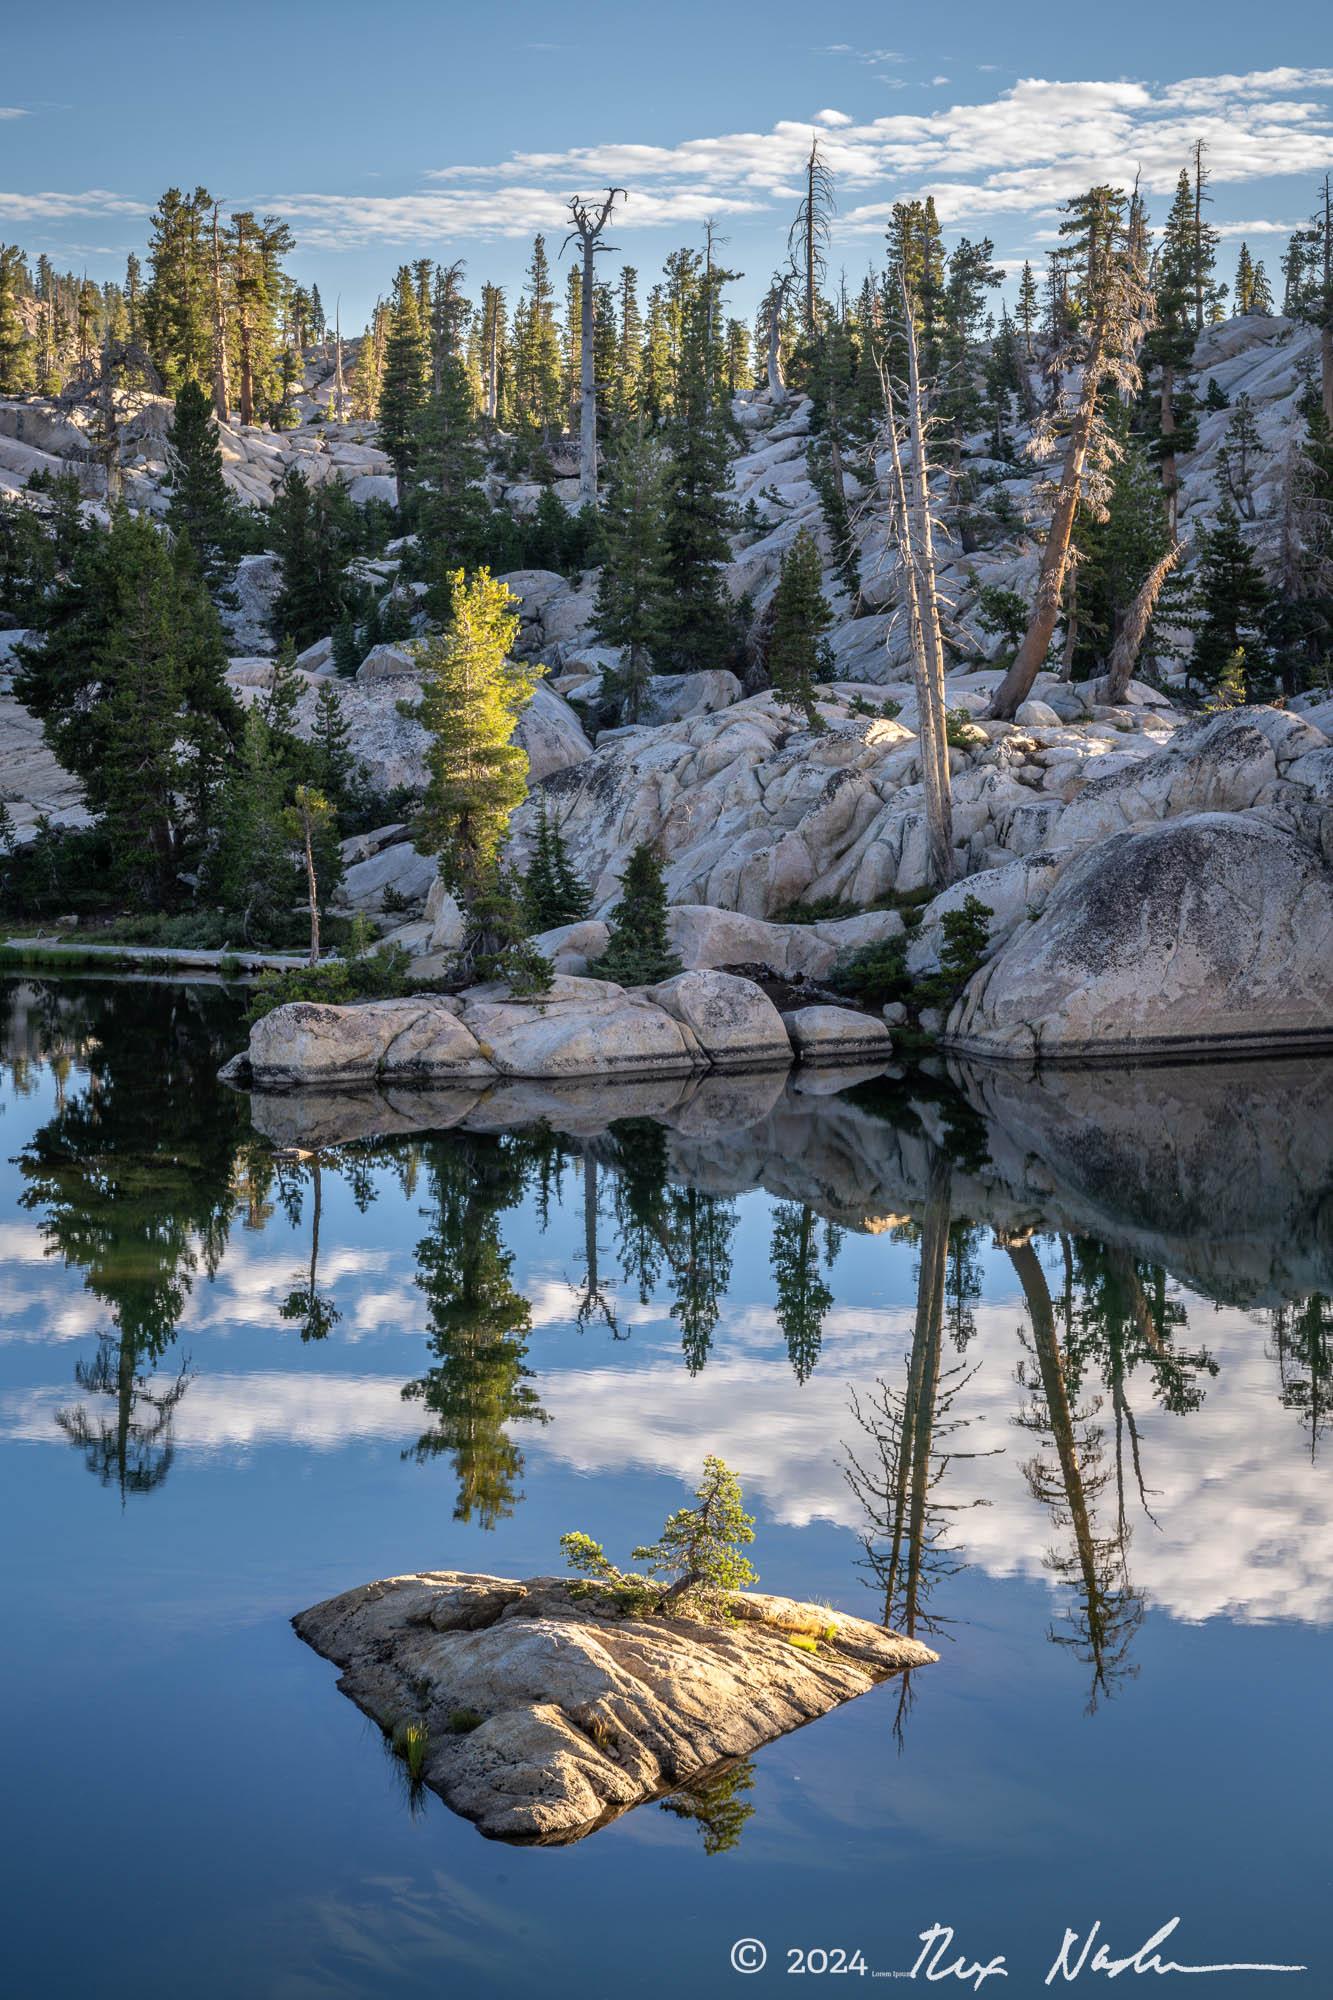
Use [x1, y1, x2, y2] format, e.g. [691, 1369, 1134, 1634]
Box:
[782, 1005, 896, 1062]
[460, 975, 703, 1080]
[336, 839, 437, 913]
[646, 969, 793, 1069]
[293, 1571, 935, 1844]
[946, 809, 1333, 1062]
[249, 997, 492, 1088]
[514, 681, 592, 781]
[221, 553, 282, 655]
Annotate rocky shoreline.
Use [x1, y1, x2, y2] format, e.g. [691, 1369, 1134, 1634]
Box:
[234, 968, 894, 1091]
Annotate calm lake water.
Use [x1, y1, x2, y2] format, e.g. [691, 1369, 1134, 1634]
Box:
[1, 976, 1330, 2000]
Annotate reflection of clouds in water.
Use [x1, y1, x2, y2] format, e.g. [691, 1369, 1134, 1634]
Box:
[0, 1283, 105, 1342]
[2, 1294, 1329, 1627]
[1, 1372, 411, 1453]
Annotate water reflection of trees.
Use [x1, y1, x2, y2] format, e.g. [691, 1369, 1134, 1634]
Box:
[12, 981, 245, 1498]
[1009, 1236, 1147, 1712]
[1268, 1294, 1332, 1456]
[401, 1135, 550, 1530]
[659, 1756, 756, 1854]
[845, 1157, 995, 1741]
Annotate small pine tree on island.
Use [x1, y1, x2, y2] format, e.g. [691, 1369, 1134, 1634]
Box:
[524, 795, 590, 930]
[595, 841, 681, 987]
[767, 527, 834, 728]
[560, 1455, 758, 1619]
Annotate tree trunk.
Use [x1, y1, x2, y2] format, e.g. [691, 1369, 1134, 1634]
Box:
[579, 232, 597, 506]
[766, 290, 786, 403]
[989, 309, 1109, 719]
[210, 204, 230, 422]
[1158, 361, 1178, 536]
[882, 311, 954, 891]
[303, 820, 320, 965]
[1095, 541, 1183, 704]
[899, 287, 955, 885]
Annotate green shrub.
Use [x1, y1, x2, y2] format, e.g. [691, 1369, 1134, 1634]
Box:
[246, 943, 412, 1022]
[915, 895, 992, 1012]
[447, 1708, 483, 1736]
[829, 934, 910, 1009]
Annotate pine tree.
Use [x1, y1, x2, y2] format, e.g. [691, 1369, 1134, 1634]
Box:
[270, 469, 359, 649]
[524, 795, 590, 928]
[312, 679, 356, 800]
[1016, 259, 1040, 359]
[14, 507, 239, 904]
[0, 243, 36, 393]
[207, 708, 295, 938]
[767, 528, 833, 727]
[378, 266, 429, 501]
[1234, 241, 1257, 314]
[262, 634, 303, 750]
[332, 608, 360, 677]
[1217, 394, 1264, 520]
[596, 842, 681, 987]
[1192, 498, 1272, 695]
[654, 291, 737, 673]
[1190, 140, 1224, 332]
[412, 569, 535, 904]
[165, 378, 238, 586]
[511, 235, 563, 440]
[614, 265, 643, 417]
[593, 422, 667, 721]
[142, 186, 214, 393]
[414, 336, 488, 586]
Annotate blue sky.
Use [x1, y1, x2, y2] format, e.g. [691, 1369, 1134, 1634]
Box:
[2, 0, 1331, 328]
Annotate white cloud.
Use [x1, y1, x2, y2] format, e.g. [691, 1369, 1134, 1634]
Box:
[12, 69, 1330, 260]
[0, 108, 29, 120]
[0, 188, 148, 222]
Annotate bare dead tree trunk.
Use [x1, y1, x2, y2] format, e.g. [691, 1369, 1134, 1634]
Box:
[487, 305, 499, 421]
[764, 272, 792, 403]
[303, 818, 320, 966]
[333, 298, 345, 422]
[1312, 176, 1320, 426]
[989, 305, 1111, 720]
[564, 189, 625, 506]
[881, 316, 954, 890]
[1158, 361, 1178, 537]
[1095, 541, 1183, 704]
[210, 202, 230, 422]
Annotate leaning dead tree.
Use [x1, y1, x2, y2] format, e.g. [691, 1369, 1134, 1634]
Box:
[563, 187, 626, 505]
[878, 277, 955, 889]
[989, 192, 1148, 720]
[1093, 540, 1185, 705]
[760, 268, 795, 404]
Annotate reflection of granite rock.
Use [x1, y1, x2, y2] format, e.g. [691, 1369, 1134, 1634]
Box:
[294, 1571, 934, 1844]
[952, 1055, 1333, 1305]
[244, 1053, 1333, 1309]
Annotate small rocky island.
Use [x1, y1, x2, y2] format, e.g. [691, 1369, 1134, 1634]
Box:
[294, 1571, 936, 1843]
